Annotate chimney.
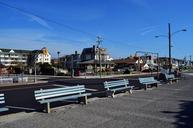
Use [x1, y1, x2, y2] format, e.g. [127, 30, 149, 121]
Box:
[75, 51, 78, 55]
[93, 45, 96, 50]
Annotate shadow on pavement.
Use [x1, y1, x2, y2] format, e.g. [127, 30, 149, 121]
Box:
[162, 100, 193, 128]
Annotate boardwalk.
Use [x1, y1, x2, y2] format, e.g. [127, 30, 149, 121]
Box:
[0, 75, 193, 128]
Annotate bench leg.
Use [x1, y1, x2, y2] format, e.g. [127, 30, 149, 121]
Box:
[129, 89, 133, 94]
[106, 91, 114, 98]
[46, 102, 51, 113]
[155, 83, 158, 88]
[144, 85, 147, 90]
[78, 96, 88, 105]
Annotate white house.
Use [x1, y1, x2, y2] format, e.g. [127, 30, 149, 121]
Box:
[35, 47, 51, 64]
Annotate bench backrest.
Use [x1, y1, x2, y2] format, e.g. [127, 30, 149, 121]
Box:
[165, 74, 175, 79]
[0, 94, 5, 105]
[104, 79, 129, 90]
[139, 77, 155, 84]
[35, 85, 86, 101]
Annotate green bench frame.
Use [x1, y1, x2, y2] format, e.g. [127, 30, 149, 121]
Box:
[139, 77, 159, 90]
[165, 74, 179, 84]
[104, 79, 134, 98]
[0, 94, 9, 112]
[34, 85, 91, 113]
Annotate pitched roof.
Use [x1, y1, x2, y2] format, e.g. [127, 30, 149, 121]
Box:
[0, 48, 31, 54]
[82, 47, 95, 54]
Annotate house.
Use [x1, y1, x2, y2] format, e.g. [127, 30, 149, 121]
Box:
[140, 55, 158, 71]
[59, 51, 80, 74]
[113, 55, 145, 71]
[159, 57, 185, 69]
[113, 54, 159, 72]
[28, 47, 51, 66]
[0, 48, 30, 67]
[79, 45, 114, 73]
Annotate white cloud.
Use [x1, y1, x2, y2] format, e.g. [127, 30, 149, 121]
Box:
[22, 12, 51, 29]
[138, 25, 159, 36]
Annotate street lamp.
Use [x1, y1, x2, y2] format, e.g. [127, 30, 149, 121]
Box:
[34, 54, 38, 83]
[155, 23, 186, 74]
[57, 51, 60, 70]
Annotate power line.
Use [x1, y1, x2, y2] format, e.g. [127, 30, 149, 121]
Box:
[0, 1, 157, 54]
[0, 1, 96, 38]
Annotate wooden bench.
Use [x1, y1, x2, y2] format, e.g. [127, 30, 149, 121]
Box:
[0, 94, 9, 112]
[139, 77, 159, 90]
[104, 79, 134, 98]
[165, 74, 179, 84]
[34, 85, 91, 113]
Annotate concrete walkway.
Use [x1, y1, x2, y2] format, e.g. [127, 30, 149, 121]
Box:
[0, 74, 193, 128]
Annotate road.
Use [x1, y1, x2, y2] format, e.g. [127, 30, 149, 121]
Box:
[0, 73, 192, 128]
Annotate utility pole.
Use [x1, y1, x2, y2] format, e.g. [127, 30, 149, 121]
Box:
[156, 23, 186, 74]
[96, 36, 102, 78]
[190, 55, 192, 66]
[168, 23, 172, 74]
[34, 53, 38, 83]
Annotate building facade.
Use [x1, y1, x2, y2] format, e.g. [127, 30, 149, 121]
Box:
[159, 57, 185, 69]
[0, 47, 51, 68]
[0, 48, 30, 67]
[79, 45, 114, 73]
[35, 47, 51, 64]
[60, 51, 80, 73]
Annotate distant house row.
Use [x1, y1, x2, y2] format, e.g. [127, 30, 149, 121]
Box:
[56, 45, 190, 74]
[0, 45, 191, 75]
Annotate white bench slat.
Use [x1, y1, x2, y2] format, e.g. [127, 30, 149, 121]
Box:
[104, 79, 131, 90]
[35, 85, 87, 101]
[39, 93, 89, 104]
[0, 107, 9, 112]
[0, 101, 5, 104]
[35, 85, 85, 94]
[139, 77, 158, 84]
[35, 87, 85, 96]
[0, 97, 5, 100]
[104, 79, 128, 86]
[104, 83, 128, 89]
[104, 81, 129, 85]
[35, 87, 85, 95]
[35, 89, 85, 100]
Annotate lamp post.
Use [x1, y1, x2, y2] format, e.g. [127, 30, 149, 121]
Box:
[34, 54, 38, 83]
[57, 51, 60, 70]
[155, 23, 186, 74]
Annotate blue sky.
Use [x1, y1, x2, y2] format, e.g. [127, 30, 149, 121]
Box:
[0, 0, 193, 59]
